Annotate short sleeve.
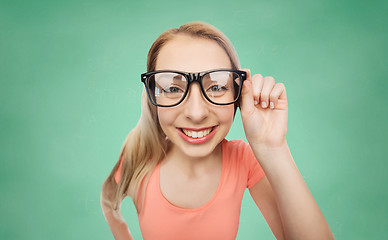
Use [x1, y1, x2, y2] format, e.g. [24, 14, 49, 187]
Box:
[243, 142, 266, 189]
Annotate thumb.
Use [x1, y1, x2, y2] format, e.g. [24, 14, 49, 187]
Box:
[239, 71, 255, 114]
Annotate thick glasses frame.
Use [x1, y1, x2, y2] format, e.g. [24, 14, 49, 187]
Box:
[141, 69, 247, 107]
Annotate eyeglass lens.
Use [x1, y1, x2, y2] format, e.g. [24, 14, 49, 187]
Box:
[146, 71, 241, 106]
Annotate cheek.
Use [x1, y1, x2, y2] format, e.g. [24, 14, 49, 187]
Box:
[157, 108, 176, 131]
[216, 106, 235, 125]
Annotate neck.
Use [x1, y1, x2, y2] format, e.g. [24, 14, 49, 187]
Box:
[163, 142, 223, 176]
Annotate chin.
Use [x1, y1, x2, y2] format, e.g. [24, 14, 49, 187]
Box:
[180, 149, 216, 159]
[177, 137, 223, 159]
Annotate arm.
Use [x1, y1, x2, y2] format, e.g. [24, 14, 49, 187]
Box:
[249, 144, 334, 240]
[240, 69, 334, 239]
[249, 176, 285, 240]
[100, 175, 134, 240]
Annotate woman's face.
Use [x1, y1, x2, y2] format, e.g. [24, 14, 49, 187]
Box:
[155, 34, 235, 159]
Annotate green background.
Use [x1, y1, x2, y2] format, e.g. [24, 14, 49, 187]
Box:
[1, 0, 387, 239]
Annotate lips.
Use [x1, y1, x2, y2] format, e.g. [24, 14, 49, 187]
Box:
[177, 126, 218, 144]
[181, 128, 212, 138]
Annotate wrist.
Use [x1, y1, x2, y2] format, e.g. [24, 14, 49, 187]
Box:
[250, 141, 291, 162]
[249, 140, 289, 153]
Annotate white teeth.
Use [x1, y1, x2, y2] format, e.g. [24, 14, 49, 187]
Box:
[182, 128, 212, 138]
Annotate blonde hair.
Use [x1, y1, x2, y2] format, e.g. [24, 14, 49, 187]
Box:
[108, 21, 241, 212]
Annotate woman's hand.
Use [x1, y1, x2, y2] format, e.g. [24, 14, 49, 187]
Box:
[240, 69, 334, 239]
[239, 69, 288, 149]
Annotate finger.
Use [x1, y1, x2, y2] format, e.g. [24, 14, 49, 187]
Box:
[239, 69, 255, 114]
[260, 76, 275, 108]
[251, 74, 264, 105]
[279, 82, 287, 100]
[269, 82, 285, 109]
[240, 68, 251, 80]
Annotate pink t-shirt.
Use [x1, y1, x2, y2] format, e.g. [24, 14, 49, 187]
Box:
[115, 139, 265, 240]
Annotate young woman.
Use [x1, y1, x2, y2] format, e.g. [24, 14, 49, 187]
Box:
[100, 21, 334, 240]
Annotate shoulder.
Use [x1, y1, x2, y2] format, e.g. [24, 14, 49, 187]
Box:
[222, 138, 261, 169]
[222, 139, 265, 188]
[114, 154, 125, 184]
[222, 138, 252, 157]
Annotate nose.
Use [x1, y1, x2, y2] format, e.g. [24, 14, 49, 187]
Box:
[183, 83, 209, 123]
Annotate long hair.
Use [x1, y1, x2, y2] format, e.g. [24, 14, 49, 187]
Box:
[107, 21, 241, 212]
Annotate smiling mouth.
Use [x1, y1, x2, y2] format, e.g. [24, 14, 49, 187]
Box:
[181, 127, 214, 138]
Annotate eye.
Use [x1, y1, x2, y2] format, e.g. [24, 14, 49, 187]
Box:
[163, 86, 184, 93]
[208, 85, 228, 92]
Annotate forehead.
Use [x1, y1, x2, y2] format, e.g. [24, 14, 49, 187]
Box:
[155, 35, 232, 72]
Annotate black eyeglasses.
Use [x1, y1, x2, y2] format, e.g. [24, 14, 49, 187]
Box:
[141, 69, 247, 107]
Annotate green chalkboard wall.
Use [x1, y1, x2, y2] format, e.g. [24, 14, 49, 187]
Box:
[1, 0, 387, 239]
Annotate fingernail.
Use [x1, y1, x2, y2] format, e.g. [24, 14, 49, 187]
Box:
[270, 102, 274, 109]
[254, 100, 258, 105]
[261, 101, 267, 108]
